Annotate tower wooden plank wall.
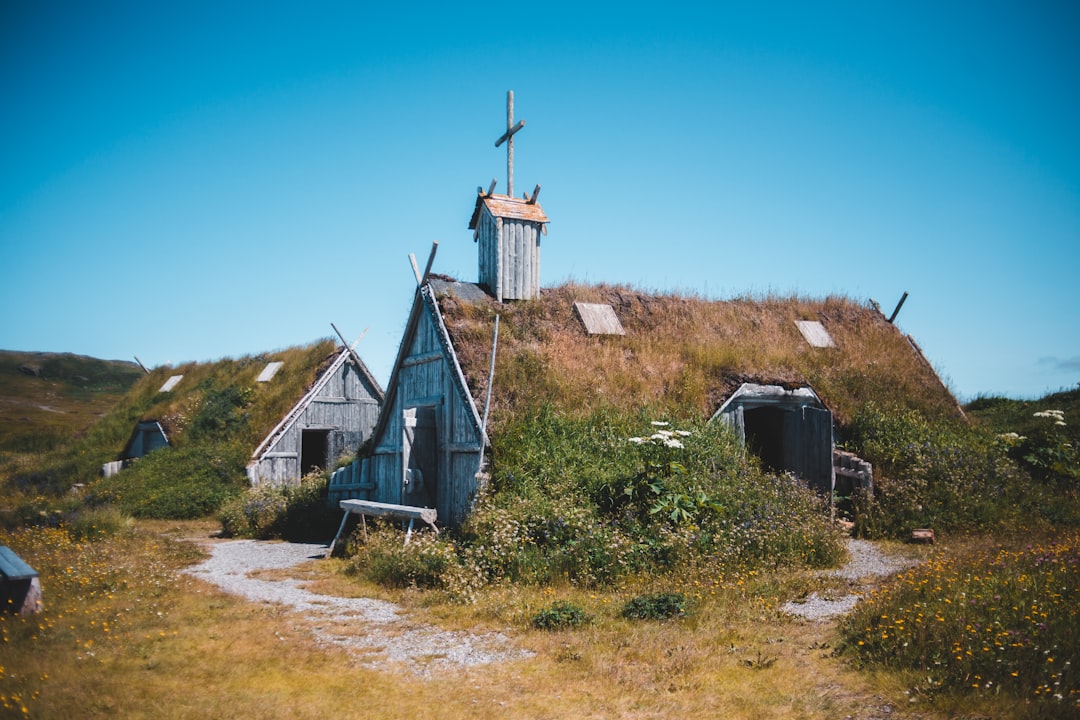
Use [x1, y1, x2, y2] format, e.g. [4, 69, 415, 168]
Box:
[469, 194, 548, 302]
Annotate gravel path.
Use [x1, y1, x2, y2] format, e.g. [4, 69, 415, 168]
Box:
[183, 539, 532, 676]
[781, 539, 919, 621]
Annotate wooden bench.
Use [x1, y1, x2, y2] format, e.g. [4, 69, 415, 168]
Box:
[326, 500, 438, 556]
[0, 546, 42, 615]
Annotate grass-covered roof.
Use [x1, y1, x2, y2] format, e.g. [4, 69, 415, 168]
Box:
[432, 279, 963, 434]
[122, 339, 343, 452]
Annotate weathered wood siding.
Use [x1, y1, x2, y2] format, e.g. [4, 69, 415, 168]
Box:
[248, 358, 381, 486]
[476, 205, 541, 302]
[334, 286, 485, 529]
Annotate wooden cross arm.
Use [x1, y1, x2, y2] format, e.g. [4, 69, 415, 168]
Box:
[495, 119, 525, 147]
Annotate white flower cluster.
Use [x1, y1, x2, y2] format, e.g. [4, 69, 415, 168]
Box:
[628, 421, 692, 449]
[1034, 409, 1067, 427]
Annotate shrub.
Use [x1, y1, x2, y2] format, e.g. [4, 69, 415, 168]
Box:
[621, 592, 688, 621]
[532, 601, 590, 630]
[848, 403, 1035, 538]
[65, 505, 133, 541]
[459, 408, 844, 586]
[219, 472, 338, 541]
[89, 442, 247, 519]
[350, 526, 461, 590]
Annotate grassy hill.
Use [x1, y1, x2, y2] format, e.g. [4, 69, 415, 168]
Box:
[0, 351, 143, 453]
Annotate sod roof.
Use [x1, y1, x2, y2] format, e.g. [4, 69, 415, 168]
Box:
[430, 278, 963, 433]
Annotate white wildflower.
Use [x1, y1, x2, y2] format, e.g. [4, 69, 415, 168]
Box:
[663, 438, 684, 449]
[675, 430, 692, 437]
[1034, 410, 1066, 420]
[650, 421, 670, 427]
[628, 437, 645, 444]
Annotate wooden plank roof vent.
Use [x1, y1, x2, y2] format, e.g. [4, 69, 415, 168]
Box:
[795, 320, 835, 348]
[574, 302, 626, 336]
[158, 375, 183, 392]
[256, 361, 284, 383]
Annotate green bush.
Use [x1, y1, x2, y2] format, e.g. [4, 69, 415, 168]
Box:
[219, 472, 338, 541]
[90, 443, 247, 519]
[349, 526, 462, 590]
[65, 504, 133, 541]
[456, 408, 844, 588]
[532, 600, 590, 630]
[621, 592, 688, 621]
[848, 403, 1036, 538]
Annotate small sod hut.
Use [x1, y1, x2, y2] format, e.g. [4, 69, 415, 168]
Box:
[103, 340, 383, 486]
[246, 345, 384, 484]
[331, 91, 961, 529]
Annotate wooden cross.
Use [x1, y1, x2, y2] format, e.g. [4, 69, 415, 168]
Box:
[494, 90, 525, 197]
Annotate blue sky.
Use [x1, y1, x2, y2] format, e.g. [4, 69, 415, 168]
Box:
[2, 1, 1078, 401]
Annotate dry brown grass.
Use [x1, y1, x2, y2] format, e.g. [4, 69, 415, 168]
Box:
[5, 521, 1029, 719]
[438, 282, 961, 435]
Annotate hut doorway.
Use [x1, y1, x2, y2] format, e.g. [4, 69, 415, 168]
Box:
[743, 406, 788, 473]
[712, 383, 834, 495]
[402, 406, 438, 509]
[301, 429, 331, 475]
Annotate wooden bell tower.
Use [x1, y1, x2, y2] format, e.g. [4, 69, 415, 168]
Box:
[468, 90, 548, 302]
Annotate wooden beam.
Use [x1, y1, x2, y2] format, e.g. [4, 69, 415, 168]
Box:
[487, 178, 497, 196]
[330, 322, 368, 369]
[528, 184, 541, 204]
[133, 356, 150, 374]
[887, 291, 909, 324]
[421, 240, 439, 282]
[409, 253, 422, 285]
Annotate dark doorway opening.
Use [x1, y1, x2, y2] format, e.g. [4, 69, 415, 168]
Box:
[403, 406, 438, 509]
[300, 429, 330, 475]
[743, 406, 788, 474]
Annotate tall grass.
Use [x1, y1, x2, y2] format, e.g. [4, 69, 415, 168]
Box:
[841, 532, 1080, 718]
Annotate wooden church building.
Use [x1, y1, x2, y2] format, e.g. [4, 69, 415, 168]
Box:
[329, 92, 960, 530]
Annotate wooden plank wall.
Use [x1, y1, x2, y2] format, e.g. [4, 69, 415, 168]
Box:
[345, 292, 484, 528]
[249, 360, 381, 486]
[477, 207, 541, 301]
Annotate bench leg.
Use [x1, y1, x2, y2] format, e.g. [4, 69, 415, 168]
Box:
[325, 510, 352, 558]
[404, 517, 416, 546]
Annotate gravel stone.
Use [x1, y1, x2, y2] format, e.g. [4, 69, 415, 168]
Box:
[183, 539, 532, 676]
[782, 538, 919, 621]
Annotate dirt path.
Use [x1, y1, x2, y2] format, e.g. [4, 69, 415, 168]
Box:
[182, 539, 532, 677]
[782, 538, 920, 621]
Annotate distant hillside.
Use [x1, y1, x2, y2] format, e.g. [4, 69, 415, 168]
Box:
[0, 351, 143, 453]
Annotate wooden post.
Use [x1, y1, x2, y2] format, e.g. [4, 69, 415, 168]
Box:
[887, 291, 909, 324]
[494, 90, 525, 198]
[477, 315, 500, 474]
[331, 323, 368, 370]
[133, 356, 150, 374]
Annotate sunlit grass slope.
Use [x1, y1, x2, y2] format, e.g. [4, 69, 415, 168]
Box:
[437, 281, 962, 433]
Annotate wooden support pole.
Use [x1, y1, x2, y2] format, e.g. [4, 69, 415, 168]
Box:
[325, 510, 351, 558]
[330, 323, 368, 369]
[887, 291, 909, 324]
[409, 253, 422, 285]
[133, 356, 150, 374]
[421, 240, 439, 282]
[477, 314, 500, 474]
